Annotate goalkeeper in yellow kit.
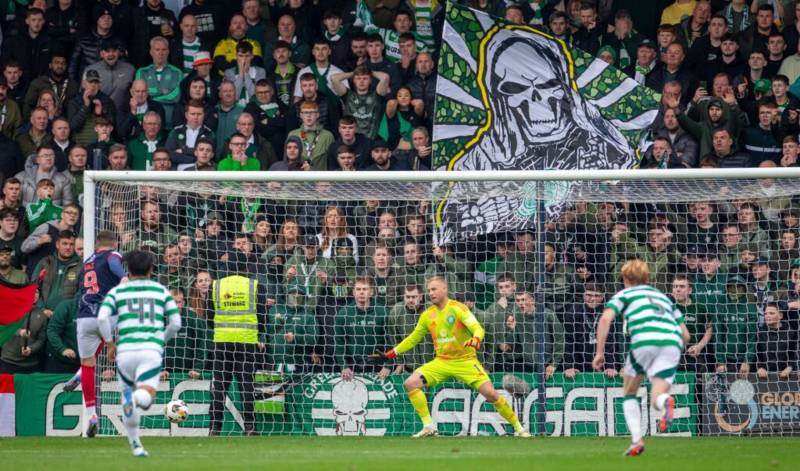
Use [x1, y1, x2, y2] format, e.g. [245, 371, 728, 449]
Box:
[370, 276, 530, 437]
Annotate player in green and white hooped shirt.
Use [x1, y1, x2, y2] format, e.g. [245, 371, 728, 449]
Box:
[98, 250, 181, 458]
[592, 260, 689, 457]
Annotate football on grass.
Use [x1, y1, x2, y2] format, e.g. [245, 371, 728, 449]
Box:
[165, 399, 189, 424]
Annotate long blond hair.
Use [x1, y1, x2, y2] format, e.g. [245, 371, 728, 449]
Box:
[320, 206, 347, 250]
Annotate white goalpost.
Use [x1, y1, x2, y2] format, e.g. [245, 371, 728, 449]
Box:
[84, 168, 800, 437]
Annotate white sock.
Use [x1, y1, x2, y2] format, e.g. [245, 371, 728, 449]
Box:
[133, 389, 152, 410]
[623, 396, 642, 443]
[86, 405, 97, 417]
[121, 401, 141, 448]
[654, 393, 670, 412]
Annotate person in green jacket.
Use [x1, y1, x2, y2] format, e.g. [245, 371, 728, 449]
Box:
[46, 294, 80, 373]
[335, 276, 388, 379]
[284, 234, 334, 311]
[474, 233, 515, 310]
[126, 111, 166, 170]
[478, 272, 518, 371]
[31, 230, 80, 314]
[496, 289, 564, 378]
[164, 288, 210, 379]
[714, 274, 758, 378]
[268, 282, 319, 373]
[24, 179, 62, 234]
[694, 250, 728, 307]
[386, 284, 432, 374]
[135, 37, 184, 127]
[217, 132, 261, 171]
[286, 100, 335, 170]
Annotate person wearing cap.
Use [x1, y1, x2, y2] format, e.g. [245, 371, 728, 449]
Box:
[285, 233, 333, 311]
[623, 39, 658, 85]
[686, 13, 725, 72]
[177, 52, 218, 105]
[0, 245, 26, 284]
[84, 38, 135, 112]
[69, 7, 120, 81]
[714, 271, 758, 378]
[0, 7, 53, 80]
[364, 139, 410, 171]
[65, 68, 117, 147]
[169, 14, 213, 76]
[208, 249, 270, 435]
[23, 53, 79, 120]
[135, 36, 184, 128]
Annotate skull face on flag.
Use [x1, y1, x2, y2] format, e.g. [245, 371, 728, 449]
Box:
[433, 5, 659, 242]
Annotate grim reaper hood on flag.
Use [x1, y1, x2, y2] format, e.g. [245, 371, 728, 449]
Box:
[433, 3, 661, 242]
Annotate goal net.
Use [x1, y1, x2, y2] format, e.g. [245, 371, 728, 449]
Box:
[89, 169, 800, 437]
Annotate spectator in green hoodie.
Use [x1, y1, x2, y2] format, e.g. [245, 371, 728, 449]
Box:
[46, 294, 80, 373]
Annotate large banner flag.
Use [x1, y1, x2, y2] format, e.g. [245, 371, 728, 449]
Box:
[0, 278, 38, 347]
[432, 2, 661, 241]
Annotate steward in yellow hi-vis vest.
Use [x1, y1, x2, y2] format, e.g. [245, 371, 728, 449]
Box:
[208, 255, 269, 436]
[368, 276, 531, 438]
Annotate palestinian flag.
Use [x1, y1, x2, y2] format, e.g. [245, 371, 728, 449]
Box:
[0, 278, 38, 347]
[0, 374, 13, 436]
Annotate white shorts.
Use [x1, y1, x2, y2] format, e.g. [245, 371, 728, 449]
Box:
[624, 345, 681, 384]
[116, 350, 163, 391]
[77, 318, 104, 359]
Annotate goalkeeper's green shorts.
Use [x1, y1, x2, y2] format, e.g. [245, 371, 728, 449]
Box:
[415, 356, 490, 390]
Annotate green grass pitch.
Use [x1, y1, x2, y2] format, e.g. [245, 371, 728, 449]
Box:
[2, 437, 798, 470]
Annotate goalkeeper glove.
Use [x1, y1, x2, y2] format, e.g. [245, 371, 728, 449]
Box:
[367, 349, 397, 364]
[464, 337, 481, 350]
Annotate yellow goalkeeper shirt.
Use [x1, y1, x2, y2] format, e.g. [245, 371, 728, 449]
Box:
[394, 299, 485, 361]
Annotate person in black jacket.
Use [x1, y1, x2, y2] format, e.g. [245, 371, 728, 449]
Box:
[243, 79, 287, 157]
[756, 303, 798, 380]
[1, 8, 53, 81]
[562, 284, 623, 379]
[45, 0, 87, 59]
[647, 42, 698, 102]
[69, 7, 120, 80]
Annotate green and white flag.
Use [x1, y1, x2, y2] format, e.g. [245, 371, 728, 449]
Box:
[432, 3, 661, 240]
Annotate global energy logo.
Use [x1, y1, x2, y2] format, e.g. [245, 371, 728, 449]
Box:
[303, 374, 399, 436]
[707, 375, 800, 434]
[709, 378, 759, 433]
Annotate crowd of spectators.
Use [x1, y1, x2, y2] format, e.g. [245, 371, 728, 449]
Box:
[0, 0, 798, 383]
